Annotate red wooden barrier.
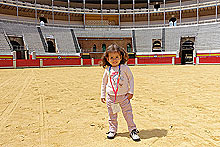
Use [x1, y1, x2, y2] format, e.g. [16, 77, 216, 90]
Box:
[199, 56, 220, 64]
[16, 59, 40, 67]
[94, 59, 102, 65]
[137, 57, 172, 64]
[175, 58, 181, 65]
[0, 55, 13, 60]
[0, 60, 13, 67]
[83, 59, 91, 65]
[127, 58, 135, 65]
[43, 59, 81, 66]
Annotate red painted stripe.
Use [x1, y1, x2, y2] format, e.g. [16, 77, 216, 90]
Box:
[83, 59, 91, 65]
[0, 60, 13, 67]
[127, 58, 135, 65]
[137, 57, 173, 64]
[94, 59, 102, 65]
[16, 59, 40, 67]
[199, 56, 220, 63]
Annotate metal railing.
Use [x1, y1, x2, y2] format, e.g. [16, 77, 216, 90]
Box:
[0, 0, 219, 28]
[0, 0, 218, 14]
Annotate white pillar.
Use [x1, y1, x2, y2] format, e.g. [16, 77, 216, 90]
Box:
[197, 0, 199, 24]
[196, 57, 199, 64]
[118, 0, 120, 27]
[172, 57, 175, 65]
[81, 58, 83, 66]
[135, 58, 138, 65]
[40, 59, 43, 67]
[13, 51, 16, 60]
[216, 0, 218, 21]
[52, 0, 54, 25]
[13, 59, 16, 69]
[91, 58, 94, 65]
[164, 0, 166, 26]
[68, 0, 70, 25]
[180, 0, 182, 24]
[133, 0, 135, 27]
[16, 0, 18, 22]
[83, 0, 86, 27]
[35, 0, 37, 24]
[148, 0, 150, 26]
[32, 51, 36, 59]
[101, 0, 103, 26]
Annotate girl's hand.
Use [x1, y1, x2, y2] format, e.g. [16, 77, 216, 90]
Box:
[101, 98, 106, 103]
[126, 93, 133, 100]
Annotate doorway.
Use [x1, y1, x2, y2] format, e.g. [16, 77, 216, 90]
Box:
[180, 37, 195, 65]
[8, 36, 28, 59]
[46, 38, 57, 53]
[47, 41, 56, 53]
[152, 39, 162, 52]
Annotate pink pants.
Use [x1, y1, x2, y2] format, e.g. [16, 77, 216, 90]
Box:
[106, 94, 137, 133]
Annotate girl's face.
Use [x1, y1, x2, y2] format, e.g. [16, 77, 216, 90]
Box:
[107, 52, 122, 67]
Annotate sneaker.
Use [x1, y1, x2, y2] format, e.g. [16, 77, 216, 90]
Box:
[106, 131, 117, 139]
[130, 129, 140, 141]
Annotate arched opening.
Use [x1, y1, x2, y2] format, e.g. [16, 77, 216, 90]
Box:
[182, 40, 194, 50]
[93, 44, 96, 52]
[10, 40, 26, 59]
[180, 38, 195, 65]
[10, 41, 21, 51]
[127, 43, 132, 52]
[47, 41, 56, 53]
[152, 40, 162, 52]
[102, 44, 106, 52]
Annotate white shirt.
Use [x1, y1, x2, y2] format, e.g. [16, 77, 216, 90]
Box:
[101, 64, 134, 98]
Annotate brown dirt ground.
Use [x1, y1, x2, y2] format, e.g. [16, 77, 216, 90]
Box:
[0, 65, 220, 147]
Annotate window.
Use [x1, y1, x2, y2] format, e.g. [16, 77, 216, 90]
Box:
[152, 39, 162, 52]
[102, 44, 106, 52]
[127, 43, 132, 52]
[93, 44, 96, 52]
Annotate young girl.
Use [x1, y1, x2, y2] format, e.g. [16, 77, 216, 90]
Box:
[100, 44, 140, 141]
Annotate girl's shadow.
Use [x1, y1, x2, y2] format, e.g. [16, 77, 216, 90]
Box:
[117, 129, 168, 139]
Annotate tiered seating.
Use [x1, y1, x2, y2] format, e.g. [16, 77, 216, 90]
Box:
[135, 24, 200, 53]
[22, 25, 45, 54]
[0, 28, 11, 54]
[197, 23, 220, 50]
[41, 26, 77, 54]
[135, 28, 162, 52]
[165, 26, 198, 52]
[0, 22, 45, 54]
[74, 29, 132, 38]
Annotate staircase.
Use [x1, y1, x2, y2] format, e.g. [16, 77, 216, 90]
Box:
[37, 26, 48, 52]
[71, 29, 80, 53]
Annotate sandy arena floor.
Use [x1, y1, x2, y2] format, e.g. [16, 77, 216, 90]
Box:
[0, 65, 220, 147]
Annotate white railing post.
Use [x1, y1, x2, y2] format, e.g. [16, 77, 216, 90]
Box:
[135, 58, 138, 65]
[32, 51, 36, 60]
[91, 58, 94, 66]
[172, 57, 175, 65]
[81, 58, 83, 66]
[196, 57, 199, 65]
[40, 59, 43, 67]
[13, 51, 16, 60]
[13, 59, 16, 69]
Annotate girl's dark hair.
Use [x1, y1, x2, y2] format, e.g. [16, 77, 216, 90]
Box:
[100, 44, 128, 68]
